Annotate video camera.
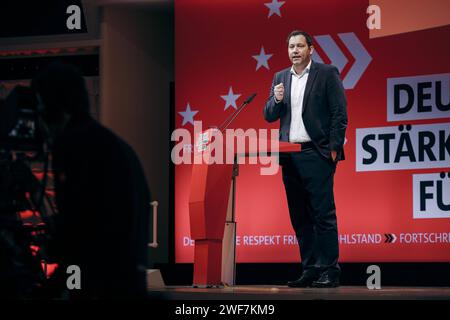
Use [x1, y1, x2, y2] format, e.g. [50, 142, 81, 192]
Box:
[0, 85, 43, 152]
[0, 85, 52, 298]
[0, 85, 46, 215]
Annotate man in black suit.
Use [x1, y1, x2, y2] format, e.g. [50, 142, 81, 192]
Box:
[264, 30, 347, 288]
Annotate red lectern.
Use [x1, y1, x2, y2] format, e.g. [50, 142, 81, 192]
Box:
[188, 128, 299, 287]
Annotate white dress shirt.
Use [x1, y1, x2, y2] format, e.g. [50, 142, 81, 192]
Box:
[289, 60, 312, 143]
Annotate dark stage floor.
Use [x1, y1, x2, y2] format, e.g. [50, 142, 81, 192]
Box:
[148, 285, 450, 300]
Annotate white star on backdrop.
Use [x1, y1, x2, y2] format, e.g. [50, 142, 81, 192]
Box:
[264, 0, 285, 18]
[220, 86, 241, 110]
[179, 103, 199, 126]
[252, 46, 273, 71]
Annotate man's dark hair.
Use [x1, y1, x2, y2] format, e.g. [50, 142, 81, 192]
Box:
[31, 62, 89, 124]
[286, 30, 313, 47]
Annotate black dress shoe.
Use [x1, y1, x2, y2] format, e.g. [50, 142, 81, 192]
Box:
[287, 274, 319, 288]
[311, 273, 340, 288]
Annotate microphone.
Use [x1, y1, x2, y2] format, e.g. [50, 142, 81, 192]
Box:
[219, 93, 257, 132]
[243, 93, 257, 104]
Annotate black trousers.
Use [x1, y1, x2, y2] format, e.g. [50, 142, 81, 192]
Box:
[281, 147, 340, 277]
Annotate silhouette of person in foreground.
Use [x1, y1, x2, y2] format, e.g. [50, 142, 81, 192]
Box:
[32, 63, 151, 299]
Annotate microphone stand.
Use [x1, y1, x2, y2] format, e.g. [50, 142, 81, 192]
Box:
[215, 93, 256, 287]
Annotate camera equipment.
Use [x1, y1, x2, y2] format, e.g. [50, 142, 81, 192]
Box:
[0, 85, 54, 298]
[0, 85, 43, 152]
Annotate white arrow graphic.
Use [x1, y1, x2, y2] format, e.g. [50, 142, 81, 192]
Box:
[314, 34, 348, 73]
[391, 233, 397, 243]
[312, 32, 372, 90]
[338, 32, 372, 89]
[312, 50, 324, 64]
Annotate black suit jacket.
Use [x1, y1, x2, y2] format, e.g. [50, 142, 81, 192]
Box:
[264, 61, 348, 161]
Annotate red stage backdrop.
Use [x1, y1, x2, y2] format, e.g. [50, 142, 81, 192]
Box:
[174, 0, 450, 262]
